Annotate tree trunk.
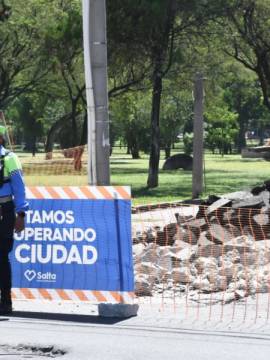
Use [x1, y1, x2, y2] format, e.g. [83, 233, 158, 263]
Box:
[164, 145, 171, 159]
[71, 100, 78, 147]
[45, 113, 72, 153]
[258, 126, 265, 145]
[31, 134, 37, 156]
[146, 0, 176, 188]
[80, 112, 88, 145]
[236, 117, 246, 153]
[131, 142, 140, 159]
[147, 69, 162, 188]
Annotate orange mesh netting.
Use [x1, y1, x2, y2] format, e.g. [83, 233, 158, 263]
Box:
[132, 202, 270, 323]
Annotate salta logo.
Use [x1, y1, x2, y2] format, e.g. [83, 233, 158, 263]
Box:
[24, 269, 57, 282]
[24, 269, 36, 281]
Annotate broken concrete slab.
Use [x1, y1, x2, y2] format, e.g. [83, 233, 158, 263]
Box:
[206, 198, 232, 215]
[208, 223, 235, 244]
[232, 194, 265, 209]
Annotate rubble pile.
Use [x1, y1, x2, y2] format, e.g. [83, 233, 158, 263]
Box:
[133, 180, 270, 301]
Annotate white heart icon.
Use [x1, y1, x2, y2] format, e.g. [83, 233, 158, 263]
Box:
[24, 270, 36, 282]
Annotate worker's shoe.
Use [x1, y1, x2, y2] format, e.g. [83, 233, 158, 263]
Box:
[0, 302, 12, 315]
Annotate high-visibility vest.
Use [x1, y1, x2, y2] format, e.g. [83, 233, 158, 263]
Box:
[0, 151, 22, 188]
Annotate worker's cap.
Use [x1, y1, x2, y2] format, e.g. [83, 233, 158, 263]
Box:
[0, 125, 6, 136]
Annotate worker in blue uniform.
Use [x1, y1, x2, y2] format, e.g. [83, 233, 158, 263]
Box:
[0, 125, 29, 314]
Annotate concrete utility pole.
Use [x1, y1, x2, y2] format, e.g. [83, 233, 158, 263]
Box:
[192, 73, 204, 199]
[82, 0, 110, 185]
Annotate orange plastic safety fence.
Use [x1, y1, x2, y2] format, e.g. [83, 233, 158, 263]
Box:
[132, 202, 270, 323]
[18, 145, 86, 177]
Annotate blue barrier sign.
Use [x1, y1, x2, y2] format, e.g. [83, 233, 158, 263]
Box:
[10, 187, 134, 295]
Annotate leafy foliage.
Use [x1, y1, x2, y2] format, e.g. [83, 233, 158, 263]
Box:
[1, 0, 270, 192]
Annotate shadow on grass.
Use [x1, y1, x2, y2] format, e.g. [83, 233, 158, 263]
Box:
[205, 168, 254, 175]
[112, 168, 148, 175]
[111, 166, 270, 204]
[205, 157, 266, 163]
[132, 183, 193, 200]
[112, 168, 193, 176]
[110, 161, 135, 165]
[131, 174, 265, 203]
[110, 157, 144, 161]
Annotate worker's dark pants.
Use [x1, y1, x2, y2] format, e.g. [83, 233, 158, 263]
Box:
[0, 201, 15, 305]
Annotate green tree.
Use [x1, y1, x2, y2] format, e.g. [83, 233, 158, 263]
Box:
[224, 0, 270, 111]
[0, 0, 11, 21]
[110, 92, 151, 159]
[108, 0, 229, 188]
[205, 104, 238, 155]
[9, 96, 44, 152]
[0, 0, 54, 109]
[40, 0, 86, 151]
[160, 90, 191, 158]
[223, 73, 266, 151]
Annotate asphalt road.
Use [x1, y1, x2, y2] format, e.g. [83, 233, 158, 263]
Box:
[0, 313, 270, 360]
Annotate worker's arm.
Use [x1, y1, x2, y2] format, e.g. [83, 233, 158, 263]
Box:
[6, 153, 29, 233]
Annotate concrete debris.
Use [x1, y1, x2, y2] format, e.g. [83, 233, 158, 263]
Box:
[206, 198, 232, 214]
[132, 183, 270, 303]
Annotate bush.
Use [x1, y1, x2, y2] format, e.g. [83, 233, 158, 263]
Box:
[183, 132, 193, 155]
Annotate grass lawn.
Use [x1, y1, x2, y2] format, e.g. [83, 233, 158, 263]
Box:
[20, 149, 270, 206]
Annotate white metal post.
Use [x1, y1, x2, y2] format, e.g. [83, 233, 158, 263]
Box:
[82, 0, 97, 185]
[90, 0, 110, 185]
